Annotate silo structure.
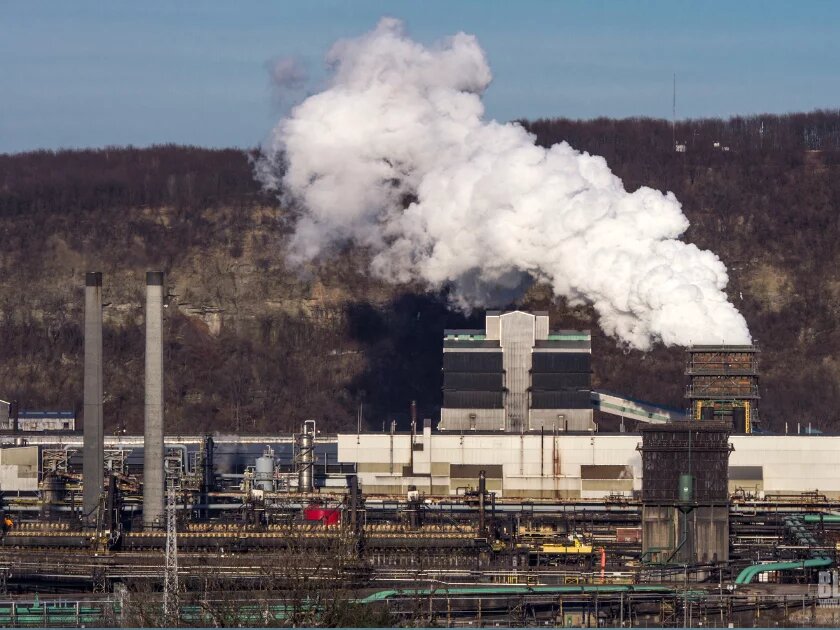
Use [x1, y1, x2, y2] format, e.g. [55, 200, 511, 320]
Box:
[255, 448, 275, 491]
[82, 271, 104, 518]
[143, 271, 165, 528]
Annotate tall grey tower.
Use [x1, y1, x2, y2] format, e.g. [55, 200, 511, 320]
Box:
[82, 272, 104, 517]
[143, 271, 165, 528]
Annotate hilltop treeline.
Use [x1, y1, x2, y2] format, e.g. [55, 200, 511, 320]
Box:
[1, 110, 840, 433]
[0, 145, 263, 215]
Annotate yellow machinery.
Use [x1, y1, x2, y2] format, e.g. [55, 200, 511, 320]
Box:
[539, 537, 593, 555]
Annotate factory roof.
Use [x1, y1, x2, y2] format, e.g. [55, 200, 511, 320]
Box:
[444, 329, 591, 341]
[19, 411, 75, 419]
[548, 329, 590, 338]
[443, 339, 501, 348]
[639, 420, 733, 433]
[444, 329, 487, 340]
[485, 310, 549, 316]
[534, 339, 591, 351]
[687, 345, 758, 352]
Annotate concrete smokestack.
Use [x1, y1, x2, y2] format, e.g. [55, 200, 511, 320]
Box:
[82, 272, 104, 517]
[143, 271, 165, 528]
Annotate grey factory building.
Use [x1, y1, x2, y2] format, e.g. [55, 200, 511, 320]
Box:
[440, 310, 595, 432]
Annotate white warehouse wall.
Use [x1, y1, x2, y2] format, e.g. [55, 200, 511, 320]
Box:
[337, 433, 840, 499]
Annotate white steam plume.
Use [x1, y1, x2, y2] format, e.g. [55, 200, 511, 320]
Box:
[258, 18, 751, 350]
[266, 56, 307, 107]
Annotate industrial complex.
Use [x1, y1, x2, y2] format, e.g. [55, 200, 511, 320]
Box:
[1, 272, 840, 626]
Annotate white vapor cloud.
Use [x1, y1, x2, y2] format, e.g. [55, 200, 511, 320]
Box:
[257, 18, 751, 350]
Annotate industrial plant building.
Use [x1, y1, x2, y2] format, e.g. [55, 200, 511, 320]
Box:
[1, 286, 840, 626]
[440, 310, 594, 432]
[0, 400, 75, 432]
[336, 430, 840, 499]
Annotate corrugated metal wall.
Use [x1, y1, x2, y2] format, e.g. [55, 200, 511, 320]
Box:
[439, 408, 505, 430]
[529, 409, 594, 430]
[443, 372, 504, 390]
[442, 352, 503, 372]
[535, 314, 549, 340]
[640, 424, 731, 504]
[531, 390, 592, 409]
[485, 314, 501, 340]
[441, 328, 505, 429]
[441, 314, 592, 434]
[531, 372, 591, 390]
[531, 352, 591, 372]
[501, 312, 534, 432]
[529, 334, 592, 428]
[442, 390, 504, 408]
[642, 505, 729, 563]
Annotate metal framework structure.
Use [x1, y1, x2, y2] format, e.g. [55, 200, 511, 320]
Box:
[639, 423, 733, 505]
[685, 345, 759, 432]
[103, 448, 131, 476]
[163, 482, 179, 622]
[41, 448, 74, 475]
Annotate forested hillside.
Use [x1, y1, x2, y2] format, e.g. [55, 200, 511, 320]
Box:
[2, 110, 840, 434]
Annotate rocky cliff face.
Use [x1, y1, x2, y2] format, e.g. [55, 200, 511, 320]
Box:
[3, 111, 840, 433]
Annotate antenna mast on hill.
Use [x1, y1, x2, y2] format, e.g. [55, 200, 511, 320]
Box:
[672, 73, 676, 150]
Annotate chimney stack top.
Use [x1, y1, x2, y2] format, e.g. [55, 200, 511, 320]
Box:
[85, 272, 102, 287]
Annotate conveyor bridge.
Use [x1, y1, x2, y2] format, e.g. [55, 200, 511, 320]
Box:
[591, 390, 685, 425]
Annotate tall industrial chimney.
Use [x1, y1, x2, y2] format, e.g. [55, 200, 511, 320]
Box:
[82, 272, 104, 517]
[143, 271, 165, 528]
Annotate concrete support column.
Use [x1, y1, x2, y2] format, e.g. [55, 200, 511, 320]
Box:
[82, 272, 104, 517]
[143, 271, 165, 528]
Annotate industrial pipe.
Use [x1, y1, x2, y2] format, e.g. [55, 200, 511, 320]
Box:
[734, 557, 832, 585]
[804, 514, 840, 523]
[358, 584, 679, 604]
[478, 470, 486, 537]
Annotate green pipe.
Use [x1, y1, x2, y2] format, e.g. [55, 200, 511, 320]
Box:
[358, 584, 676, 603]
[0, 587, 690, 624]
[804, 514, 840, 523]
[735, 557, 832, 585]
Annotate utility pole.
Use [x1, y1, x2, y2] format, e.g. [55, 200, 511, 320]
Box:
[163, 482, 179, 623]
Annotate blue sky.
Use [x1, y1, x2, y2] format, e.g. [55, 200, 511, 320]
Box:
[2, 1, 838, 153]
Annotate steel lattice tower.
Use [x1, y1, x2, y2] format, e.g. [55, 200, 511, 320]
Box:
[163, 482, 179, 621]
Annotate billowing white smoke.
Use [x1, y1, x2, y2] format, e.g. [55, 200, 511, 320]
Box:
[258, 18, 751, 350]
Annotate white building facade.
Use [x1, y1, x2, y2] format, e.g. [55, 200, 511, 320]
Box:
[337, 431, 840, 499]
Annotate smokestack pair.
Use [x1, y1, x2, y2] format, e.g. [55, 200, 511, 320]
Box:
[82, 271, 165, 528]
